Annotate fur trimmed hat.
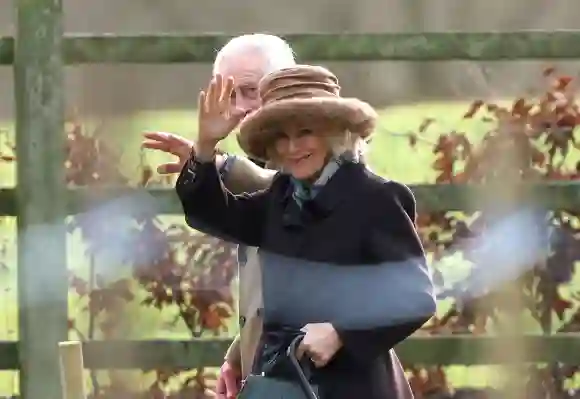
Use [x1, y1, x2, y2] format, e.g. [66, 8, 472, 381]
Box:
[237, 65, 377, 161]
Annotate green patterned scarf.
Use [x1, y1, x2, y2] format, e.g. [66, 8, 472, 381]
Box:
[290, 152, 352, 207]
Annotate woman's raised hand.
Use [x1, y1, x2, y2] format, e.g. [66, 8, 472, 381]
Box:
[197, 74, 245, 156]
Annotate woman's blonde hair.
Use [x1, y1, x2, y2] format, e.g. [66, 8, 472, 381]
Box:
[326, 131, 369, 164]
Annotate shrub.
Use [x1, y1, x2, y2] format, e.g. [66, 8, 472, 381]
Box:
[404, 67, 580, 398]
[64, 118, 238, 398]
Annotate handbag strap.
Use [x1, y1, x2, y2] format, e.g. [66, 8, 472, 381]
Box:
[287, 336, 320, 399]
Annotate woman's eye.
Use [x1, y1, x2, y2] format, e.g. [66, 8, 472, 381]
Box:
[270, 131, 288, 146]
[298, 128, 313, 137]
[274, 131, 288, 140]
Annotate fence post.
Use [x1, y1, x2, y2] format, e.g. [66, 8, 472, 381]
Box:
[13, 0, 68, 398]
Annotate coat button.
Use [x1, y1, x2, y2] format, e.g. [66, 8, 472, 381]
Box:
[256, 308, 263, 317]
[239, 315, 246, 327]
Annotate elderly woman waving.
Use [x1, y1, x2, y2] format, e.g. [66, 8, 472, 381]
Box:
[177, 66, 436, 399]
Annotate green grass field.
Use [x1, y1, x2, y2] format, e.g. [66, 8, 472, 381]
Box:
[0, 100, 568, 394]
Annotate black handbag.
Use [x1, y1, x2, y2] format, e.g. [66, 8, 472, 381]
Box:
[237, 335, 320, 399]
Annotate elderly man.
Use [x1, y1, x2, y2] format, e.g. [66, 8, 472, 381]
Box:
[142, 33, 293, 399]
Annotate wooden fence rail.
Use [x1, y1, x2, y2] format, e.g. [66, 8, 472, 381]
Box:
[3, 335, 580, 371]
[0, 182, 579, 216]
[4, 31, 580, 64]
[7, 1, 580, 396]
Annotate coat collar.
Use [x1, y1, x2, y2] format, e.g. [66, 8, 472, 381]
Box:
[280, 162, 365, 228]
[290, 158, 341, 206]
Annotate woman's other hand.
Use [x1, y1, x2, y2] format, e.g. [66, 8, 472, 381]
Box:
[215, 360, 242, 399]
[142, 131, 228, 174]
[141, 131, 194, 174]
[298, 323, 343, 368]
[197, 74, 245, 158]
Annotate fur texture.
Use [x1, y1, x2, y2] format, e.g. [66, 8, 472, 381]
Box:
[237, 65, 378, 161]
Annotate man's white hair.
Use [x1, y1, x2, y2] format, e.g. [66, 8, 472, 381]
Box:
[213, 34, 296, 75]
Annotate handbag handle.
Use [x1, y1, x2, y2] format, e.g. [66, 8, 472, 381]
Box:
[287, 335, 320, 399]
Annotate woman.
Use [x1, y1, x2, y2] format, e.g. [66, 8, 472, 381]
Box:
[176, 65, 435, 399]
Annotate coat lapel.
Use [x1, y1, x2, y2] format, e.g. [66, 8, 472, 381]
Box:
[279, 162, 364, 228]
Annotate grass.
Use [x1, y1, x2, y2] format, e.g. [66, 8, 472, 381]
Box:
[0, 100, 570, 394]
[110, 101, 498, 184]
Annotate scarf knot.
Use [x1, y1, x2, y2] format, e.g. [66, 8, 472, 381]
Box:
[290, 151, 354, 207]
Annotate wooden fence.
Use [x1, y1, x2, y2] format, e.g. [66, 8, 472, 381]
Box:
[3, 1, 580, 398]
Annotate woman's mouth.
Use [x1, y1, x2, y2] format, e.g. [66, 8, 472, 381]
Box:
[289, 154, 311, 164]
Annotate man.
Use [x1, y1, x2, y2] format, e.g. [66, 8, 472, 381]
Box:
[142, 33, 294, 399]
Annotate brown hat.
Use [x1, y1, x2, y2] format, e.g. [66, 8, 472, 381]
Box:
[237, 65, 377, 161]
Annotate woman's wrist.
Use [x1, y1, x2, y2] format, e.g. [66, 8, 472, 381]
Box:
[194, 139, 218, 162]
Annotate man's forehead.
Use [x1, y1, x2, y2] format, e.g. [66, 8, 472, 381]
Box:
[215, 53, 267, 85]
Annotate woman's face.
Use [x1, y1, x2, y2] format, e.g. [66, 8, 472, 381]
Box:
[272, 119, 340, 181]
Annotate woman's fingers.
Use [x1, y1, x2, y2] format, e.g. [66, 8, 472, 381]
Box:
[297, 343, 326, 368]
[156, 162, 184, 175]
[296, 341, 307, 360]
[143, 131, 179, 143]
[141, 139, 169, 152]
[219, 77, 235, 113]
[209, 75, 222, 111]
[201, 74, 236, 117]
[199, 90, 208, 114]
[143, 131, 166, 141]
[142, 131, 192, 155]
[310, 355, 325, 368]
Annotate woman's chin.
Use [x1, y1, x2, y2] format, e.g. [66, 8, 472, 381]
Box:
[287, 159, 326, 181]
[289, 169, 316, 180]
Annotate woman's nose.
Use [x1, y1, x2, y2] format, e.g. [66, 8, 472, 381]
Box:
[287, 138, 298, 152]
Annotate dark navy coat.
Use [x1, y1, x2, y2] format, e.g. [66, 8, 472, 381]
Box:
[176, 157, 436, 399]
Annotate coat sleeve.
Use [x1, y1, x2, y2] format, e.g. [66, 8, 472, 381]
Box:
[175, 156, 273, 247]
[334, 181, 436, 364]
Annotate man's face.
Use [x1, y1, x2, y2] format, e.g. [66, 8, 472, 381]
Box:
[215, 52, 266, 116]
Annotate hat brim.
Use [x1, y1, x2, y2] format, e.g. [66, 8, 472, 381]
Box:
[237, 97, 377, 161]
